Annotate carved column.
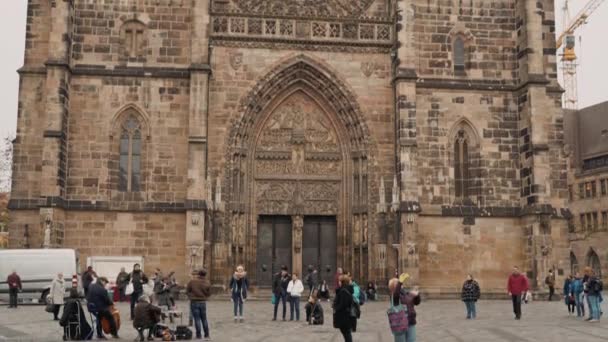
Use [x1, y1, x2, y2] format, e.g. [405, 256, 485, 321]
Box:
[186, 0, 211, 282]
[292, 215, 303, 277]
[516, 1, 569, 289]
[40, 0, 72, 248]
[394, 0, 420, 281]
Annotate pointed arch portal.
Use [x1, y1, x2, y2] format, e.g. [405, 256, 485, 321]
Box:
[222, 56, 375, 285]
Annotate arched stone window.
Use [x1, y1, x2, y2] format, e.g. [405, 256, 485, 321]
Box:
[454, 129, 470, 199]
[110, 104, 150, 194]
[453, 36, 465, 71]
[119, 116, 142, 192]
[450, 119, 480, 203]
[587, 248, 602, 278]
[121, 20, 147, 59]
[570, 251, 579, 275]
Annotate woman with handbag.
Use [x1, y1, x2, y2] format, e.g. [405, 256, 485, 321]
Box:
[126, 263, 149, 320]
[49, 273, 65, 321]
[389, 274, 421, 342]
[332, 274, 355, 342]
[563, 274, 575, 315]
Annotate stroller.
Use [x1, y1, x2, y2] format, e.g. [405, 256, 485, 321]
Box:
[61, 299, 93, 340]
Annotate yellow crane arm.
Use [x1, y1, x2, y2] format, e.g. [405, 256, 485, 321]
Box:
[556, 0, 605, 49]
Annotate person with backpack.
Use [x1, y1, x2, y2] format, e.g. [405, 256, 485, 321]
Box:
[587, 269, 603, 322]
[572, 272, 585, 317]
[332, 274, 355, 342]
[287, 273, 304, 321]
[545, 269, 556, 301]
[346, 272, 363, 332]
[389, 273, 421, 342]
[461, 274, 481, 319]
[563, 275, 575, 315]
[229, 265, 249, 323]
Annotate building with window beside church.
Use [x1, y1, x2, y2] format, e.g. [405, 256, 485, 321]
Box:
[9, 0, 572, 295]
[564, 101, 608, 279]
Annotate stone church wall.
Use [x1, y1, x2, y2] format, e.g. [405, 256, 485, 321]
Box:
[67, 76, 190, 207]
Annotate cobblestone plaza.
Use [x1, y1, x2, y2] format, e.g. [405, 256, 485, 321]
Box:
[1, 300, 607, 341]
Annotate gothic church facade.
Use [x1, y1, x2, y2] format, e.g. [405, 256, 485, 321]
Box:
[9, 0, 570, 294]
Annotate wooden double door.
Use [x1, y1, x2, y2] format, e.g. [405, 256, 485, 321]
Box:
[256, 216, 337, 286]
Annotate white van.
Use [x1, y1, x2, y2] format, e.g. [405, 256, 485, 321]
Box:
[0, 249, 82, 304]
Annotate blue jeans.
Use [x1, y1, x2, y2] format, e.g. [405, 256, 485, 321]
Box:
[289, 296, 300, 320]
[232, 295, 244, 317]
[465, 301, 477, 318]
[190, 301, 210, 338]
[393, 325, 417, 342]
[589, 295, 601, 320]
[273, 290, 287, 320]
[575, 293, 585, 317]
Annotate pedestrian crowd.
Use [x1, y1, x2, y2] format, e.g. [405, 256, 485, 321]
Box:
[4, 263, 605, 342]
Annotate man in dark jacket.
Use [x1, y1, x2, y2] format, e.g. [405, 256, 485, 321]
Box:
[133, 294, 162, 341]
[6, 270, 22, 308]
[126, 263, 149, 320]
[304, 266, 318, 295]
[86, 277, 119, 339]
[507, 266, 529, 320]
[82, 266, 97, 296]
[187, 270, 211, 340]
[272, 265, 290, 321]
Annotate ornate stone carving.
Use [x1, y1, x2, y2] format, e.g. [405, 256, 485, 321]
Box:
[361, 61, 378, 77]
[228, 0, 376, 18]
[229, 52, 244, 70]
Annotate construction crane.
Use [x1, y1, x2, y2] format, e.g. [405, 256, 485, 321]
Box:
[556, 0, 605, 110]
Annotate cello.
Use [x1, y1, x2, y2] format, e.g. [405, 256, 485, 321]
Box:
[101, 304, 121, 334]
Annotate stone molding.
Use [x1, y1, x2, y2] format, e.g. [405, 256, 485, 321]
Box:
[8, 198, 209, 212]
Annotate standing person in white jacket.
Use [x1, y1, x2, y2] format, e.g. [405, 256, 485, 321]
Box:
[287, 273, 304, 321]
[50, 273, 65, 321]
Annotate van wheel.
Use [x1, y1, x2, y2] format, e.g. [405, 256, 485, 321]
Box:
[41, 289, 50, 304]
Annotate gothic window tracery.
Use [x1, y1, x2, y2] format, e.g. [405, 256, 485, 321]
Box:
[451, 121, 479, 203]
[119, 116, 142, 192]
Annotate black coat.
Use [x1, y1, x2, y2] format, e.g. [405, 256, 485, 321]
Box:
[127, 271, 148, 293]
[272, 273, 290, 294]
[332, 285, 354, 330]
[461, 280, 481, 302]
[60, 299, 92, 340]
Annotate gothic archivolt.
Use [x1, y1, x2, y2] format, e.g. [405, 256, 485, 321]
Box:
[227, 0, 376, 18]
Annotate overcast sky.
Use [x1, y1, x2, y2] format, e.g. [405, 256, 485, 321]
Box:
[0, 1, 607, 143]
